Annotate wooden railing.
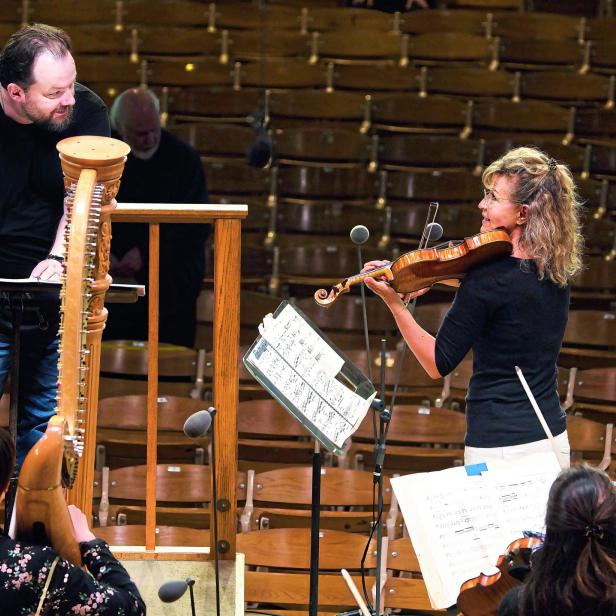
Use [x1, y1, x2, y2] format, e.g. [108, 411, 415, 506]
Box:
[111, 203, 247, 558]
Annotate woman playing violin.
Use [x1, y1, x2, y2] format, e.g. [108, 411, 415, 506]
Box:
[498, 464, 616, 616]
[363, 147, 583, 465]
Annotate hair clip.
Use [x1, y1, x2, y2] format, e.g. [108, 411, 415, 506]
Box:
[584, 524, 604, 540]
[547, 158, 558, 173]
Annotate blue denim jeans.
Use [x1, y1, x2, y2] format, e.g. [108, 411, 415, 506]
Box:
[0, 299, 60, 467]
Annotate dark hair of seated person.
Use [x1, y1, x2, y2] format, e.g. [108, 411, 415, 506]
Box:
[500, 463, 616, 616]
[0, 426, 13, 495]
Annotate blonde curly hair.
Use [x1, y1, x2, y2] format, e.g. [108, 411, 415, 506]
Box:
[482, 146, 584, 287]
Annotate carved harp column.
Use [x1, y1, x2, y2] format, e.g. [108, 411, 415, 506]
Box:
[57, 136, 130, 518]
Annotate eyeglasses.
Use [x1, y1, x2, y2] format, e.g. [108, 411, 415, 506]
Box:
[482, 187, 494, 202]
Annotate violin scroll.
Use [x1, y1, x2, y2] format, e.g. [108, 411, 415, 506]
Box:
[314, 284, 348, 308]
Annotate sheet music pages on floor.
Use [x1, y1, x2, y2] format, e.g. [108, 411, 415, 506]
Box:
[391, 452, 561, 610]
[243, 302, 375, 454]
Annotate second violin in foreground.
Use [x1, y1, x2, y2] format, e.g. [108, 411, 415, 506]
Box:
[314, 229, 513, 308]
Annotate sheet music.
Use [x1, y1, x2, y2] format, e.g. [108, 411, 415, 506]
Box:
[246, 304, 374, 450]
[391, 453, 561, 609]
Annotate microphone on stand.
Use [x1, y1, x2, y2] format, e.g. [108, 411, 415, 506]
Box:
[350, 225, 373, 383]
[183, 408, 220, 616]
[246, 111, 272, 168]
[158, 577, 196, 615]
[424, 221, 444, 243]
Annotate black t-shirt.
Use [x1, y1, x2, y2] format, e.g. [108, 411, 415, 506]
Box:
[110, 128, 210, 299]
[0, 83, 110, 278]
[434, 256, 569, 448]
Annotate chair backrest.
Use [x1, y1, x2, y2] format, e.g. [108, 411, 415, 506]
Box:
[95, 524, 210, 546]
[354, 405, 466, 446]
[252, 466, 392, 508]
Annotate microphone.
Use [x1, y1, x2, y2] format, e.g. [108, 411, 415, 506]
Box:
[425, 221, 443, 242]
[158, 579, 189, 603]
[350, 224, 370, 246]
[183, 408, 214, 438]
[158, 578, 196, 615]
[183, 406, 221, 616]
[246, 109, 272, 168]
[246, 131, 272, 168]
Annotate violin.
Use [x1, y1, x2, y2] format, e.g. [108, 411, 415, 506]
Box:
[314, 230, 513, 308]
[456, 535, 543, 616]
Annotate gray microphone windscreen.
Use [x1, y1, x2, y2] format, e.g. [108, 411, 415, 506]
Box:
[426, 222, 444, 242]
[183, 410, 212, 438]
[158, 579, 188, 603]
[350, 225, 370, 245]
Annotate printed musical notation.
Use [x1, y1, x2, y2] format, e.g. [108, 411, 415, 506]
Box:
[391, 453, 561, 609]
[245, 303, 375, 452]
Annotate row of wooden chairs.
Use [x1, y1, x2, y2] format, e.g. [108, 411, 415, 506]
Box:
[3, 1, 611, 33]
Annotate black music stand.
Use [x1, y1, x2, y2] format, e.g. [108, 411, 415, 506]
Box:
[0, 278, 145, 531]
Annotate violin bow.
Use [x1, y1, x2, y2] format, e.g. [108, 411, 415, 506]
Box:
[515, 366, 569, 470]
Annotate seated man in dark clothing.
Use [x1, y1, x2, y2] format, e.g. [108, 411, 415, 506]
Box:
[0, 428, 146, 614]
[104, 87, 210, 348]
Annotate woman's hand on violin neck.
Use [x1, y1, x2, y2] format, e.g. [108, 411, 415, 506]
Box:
[364, 276, 402, 306]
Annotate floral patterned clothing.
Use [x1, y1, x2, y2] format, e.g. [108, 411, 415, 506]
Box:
[0, 532, 146, 615]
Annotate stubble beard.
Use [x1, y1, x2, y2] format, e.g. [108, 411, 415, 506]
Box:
[22, 99, 74, 132]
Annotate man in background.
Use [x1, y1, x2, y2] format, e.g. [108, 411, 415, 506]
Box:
[105, 87, 209, 348]
[0, 23, 109, 465]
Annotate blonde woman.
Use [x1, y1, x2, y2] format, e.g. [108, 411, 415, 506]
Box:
[363, 147, 584, 465]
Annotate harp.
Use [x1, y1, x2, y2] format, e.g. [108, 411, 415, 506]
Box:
[15, 136, 130, 565]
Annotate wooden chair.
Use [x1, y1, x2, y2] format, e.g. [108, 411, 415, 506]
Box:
[518, 70, 614, 107]
[372, 93, 473, 136]
[204, 159, 268, 197]
[238, 526, 436, 612]
[408, 32, 495, 68]
[146, 58, 236, 88]
[575, 106, 616, 146]
[236, 60, 326, 89]
[567, 367, 616, 422]
[381, 169, 480, 206]
[529, 0, 603, 17]
[588, 143, 616, 180]
[272, 164, 376, 204]
[75, 55, 141, 88]
[567, 414, 614, 470]
[196, 289, 282, 347]
[96, 394, 207, 468]
[329, 64, 421, 93]
[268, 89, 370, 130]
[63, 25, 130, 55]
[169, 123, 254, 160]
[27, 0, 118, 25]
[310, 30, 405, 66]
[377, 134, 484, 172]
[583, 40, 616, 76]
[96, 524, 210, 546]
[490, 11, 584, 40]
[306, 6, 400, 32]
[443, 0, 522, 9]
[402, 9, 489, 35]
[483, 138, 587, 176]
[469, 99, 572, 142]
[241, 466, 393, 535]
[163, 87, 262, 124]
[559, 309, 616, 371]
[419, 66, 516, 99]
[93, 464, 248, 528]
[495, 36, 584, 71]
[207, 3, 301, 30]
[122, 0, 209, 27]
[223, 30, 311, 62]
[348, 405, 466, 474]
[128, 27, 221, 62]
[271, 127, 372, 165]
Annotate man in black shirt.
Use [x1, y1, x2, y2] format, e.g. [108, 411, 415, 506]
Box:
[104, 87, 209, 348]
[0, 24, 110, 465]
